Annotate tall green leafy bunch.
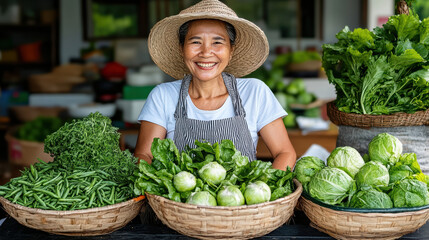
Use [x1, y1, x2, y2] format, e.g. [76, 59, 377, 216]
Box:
[322, 13, 429, 114]
[134, 138, 295, 203]
[44, 112, 137, 183]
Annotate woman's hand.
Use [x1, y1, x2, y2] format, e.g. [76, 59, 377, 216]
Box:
[259, 118, 296, 171]
[134, 121, 167, 164]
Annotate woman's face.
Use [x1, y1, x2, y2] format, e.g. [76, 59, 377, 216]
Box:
[182, 19, 233, 83]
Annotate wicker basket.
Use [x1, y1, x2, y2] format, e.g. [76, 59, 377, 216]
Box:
[299, 194, 429, 240]
[327, 101, 429, 128]
[146, 179, 302, 240]
[0, 196, 144, 236]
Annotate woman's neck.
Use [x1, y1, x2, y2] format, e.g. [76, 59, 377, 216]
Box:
[188, 76, 228, 99]
[188, 75, 229, 110]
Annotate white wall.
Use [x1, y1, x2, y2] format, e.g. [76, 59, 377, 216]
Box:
[60, 0, 87, 64]
[367, 0, 394, 31]
[323, 0, 362, 44]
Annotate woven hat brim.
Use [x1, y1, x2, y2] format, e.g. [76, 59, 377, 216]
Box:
[148, 13, 269, 80]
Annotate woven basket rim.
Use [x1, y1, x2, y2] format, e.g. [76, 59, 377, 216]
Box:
[0, 196, 144, 216]
[147, 178, 302, 210]
[327, 101, 429, 127]
[301, 191, 429, 213]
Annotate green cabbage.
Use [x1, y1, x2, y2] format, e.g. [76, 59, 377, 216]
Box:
[244, 181, 271, 205]
[294, 156, 325, 189]
[198, 162, 226, 186]
[349, 189, 393, 209]
[173, 171, 197, 193]
[216, 185, 245, 206]
[308, 167, 355, 205]
[355, 161, 389, 189]
[389, 179, 429, 208]
[327, 146, 365, 178]
[186, 191, 217, 206]
[368, 133, 402, 166]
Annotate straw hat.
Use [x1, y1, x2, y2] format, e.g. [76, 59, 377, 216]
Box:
[148, 0, 269, 80]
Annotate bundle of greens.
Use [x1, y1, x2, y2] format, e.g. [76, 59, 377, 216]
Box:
[322, 13, 429, 115]
[44, 112, 137, 183]
[295, 133, 429, 208]
[134, 138, 295, 206]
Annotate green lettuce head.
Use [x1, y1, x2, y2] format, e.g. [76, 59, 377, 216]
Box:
[368, 133, 402, 166]
[350, 189, 393, 209]
[173, 171, 197, 193]
[198, 162, 226, 186]
[327, 146, 365, 178]
[308, 167, 355, 205]
[186, 191, 217, 206]
[355, 161, 389, 190]
[389, 179, 429, 208]
[244, 181, 271, 205]
[294, 156, 325, 187]
[216, 185, 245, 206]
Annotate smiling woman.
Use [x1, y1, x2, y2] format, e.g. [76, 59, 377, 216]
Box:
[135, 0, 296, 171]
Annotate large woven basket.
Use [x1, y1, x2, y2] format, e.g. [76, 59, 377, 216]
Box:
[146, 179, 303, 240]
[0, 196, 144, 236]
[327, 101, 429, 128]
[299, 193, 429, 240]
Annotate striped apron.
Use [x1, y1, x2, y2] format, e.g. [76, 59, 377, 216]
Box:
[173, 72, 256, 161]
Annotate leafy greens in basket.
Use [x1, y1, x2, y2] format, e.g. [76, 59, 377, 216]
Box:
[322, 13, 429, 115]
[0, 112, 138, 210]
[134, 138, 295, 206]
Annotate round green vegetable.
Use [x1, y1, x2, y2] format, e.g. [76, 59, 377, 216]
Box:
[186, 191, 217, 206]
[327, 146, 365, 178]
[244, 181, 271, 205]
[389, 179, 429, 208]
[294, 156, 325, 186]
[368, 133, 402, 166]
[216, 185, 245, 206]
[198, 162, 226, 185]
[308, 167, 354, 205]
[355, 161, 389, 189]
[350, 189, 393, 209]
[173, 171, 197, 193]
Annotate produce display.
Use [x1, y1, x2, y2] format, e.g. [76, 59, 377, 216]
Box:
[322, 13, 429, 115]
[0, 112, 138, 210]
[134, 138, 295, 206]
[295, 132, 429, 208]
[15, 116, 64, 142]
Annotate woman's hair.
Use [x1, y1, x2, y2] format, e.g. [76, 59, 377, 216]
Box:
[178, 20, 236, 47]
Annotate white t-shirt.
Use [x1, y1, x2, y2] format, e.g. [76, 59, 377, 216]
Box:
[138, 78, 287, 149]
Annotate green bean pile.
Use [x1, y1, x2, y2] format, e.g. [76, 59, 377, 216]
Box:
[0, 160, 134, 210]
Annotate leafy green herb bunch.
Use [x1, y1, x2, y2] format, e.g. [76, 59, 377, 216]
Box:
[44, 112, 137, 183]
[322, 13, 429, 115]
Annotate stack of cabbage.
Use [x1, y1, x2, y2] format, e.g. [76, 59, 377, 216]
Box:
[295, 133, 429, 208]
[133, 138, 295, 206]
